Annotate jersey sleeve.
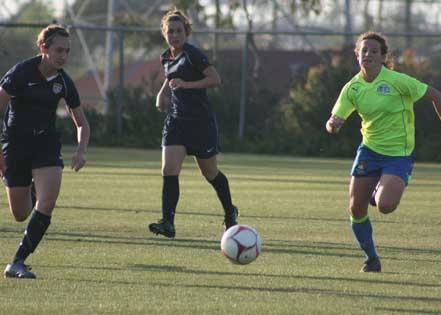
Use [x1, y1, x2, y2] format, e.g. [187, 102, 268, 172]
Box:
[0, 64, 24, 96]
[62, 72, 81, 109]
[395, 73, 428, 102]
[188, 46, 211, 73]
[331, 82, 355, 119]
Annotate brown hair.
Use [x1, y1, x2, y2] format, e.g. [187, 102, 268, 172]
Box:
[36, 24, 69, 48]
[354, 31, 394, 69]
[160, 9, 192, 37]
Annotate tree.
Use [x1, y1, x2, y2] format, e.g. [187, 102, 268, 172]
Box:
[0, 0, 56, 74]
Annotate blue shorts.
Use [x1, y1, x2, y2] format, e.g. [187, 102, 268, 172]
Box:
[350, 144, 415, 184]
[1, 130, 64, 187]
[162, 114, 219, 159]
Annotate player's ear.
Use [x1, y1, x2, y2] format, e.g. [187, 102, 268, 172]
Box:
[39, 43, 48, 53]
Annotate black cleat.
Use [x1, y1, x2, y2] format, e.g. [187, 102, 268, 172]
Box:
[4, 261, 36, 279]
[360, 257, 381, 273]
[149, 219, 175, 238]
[31, 180, 37, 209]
[224, 206, 239, 230]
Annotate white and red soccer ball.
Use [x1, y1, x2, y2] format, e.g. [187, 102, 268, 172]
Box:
[221, 224, 262, 265]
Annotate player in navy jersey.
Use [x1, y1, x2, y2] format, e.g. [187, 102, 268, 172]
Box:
[148, 9, 238, 238]
[0, 25, 90, 278]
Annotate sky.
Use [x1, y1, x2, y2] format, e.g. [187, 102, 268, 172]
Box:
[0, 0, 74, 21]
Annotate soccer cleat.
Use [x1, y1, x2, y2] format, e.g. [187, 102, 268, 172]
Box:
[30, 180, 37, 209]
[224, 206, 239, 230]
[360, 257, 381, 273]
[4, 261, 36, 279]
[148, 219, 176, 238]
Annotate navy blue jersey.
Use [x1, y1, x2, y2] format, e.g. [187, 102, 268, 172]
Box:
[161, 42, 213, 120]
[0, 55, 80, 134]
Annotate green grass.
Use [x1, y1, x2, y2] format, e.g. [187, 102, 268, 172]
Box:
[1, 147, 440, 314]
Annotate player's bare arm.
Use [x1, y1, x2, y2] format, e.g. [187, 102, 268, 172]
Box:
[424, 86, 441, 120]
[168, 65, 221, 90]
[326, 114, 345, 134]
[156, 78, 170, 113]
[68, 106, 90, 172]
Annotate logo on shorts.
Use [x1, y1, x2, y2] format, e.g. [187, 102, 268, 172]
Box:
[376, 84, 390, 95]
[354, 160, 367, 175]
[52, 83, 63, 94]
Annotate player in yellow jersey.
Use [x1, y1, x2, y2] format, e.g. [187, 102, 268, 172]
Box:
[326, 32, 441, 272]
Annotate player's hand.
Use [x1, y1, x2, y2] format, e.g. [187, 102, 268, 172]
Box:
[326, 115, 345, 134]
[71, 150, 86, 172]
[156, 98, 169, 113]
[169, 78, 187, 90]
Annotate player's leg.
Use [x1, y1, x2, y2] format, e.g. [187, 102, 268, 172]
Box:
[192, 116, 238, 229]
[4, 166, 61, 279]
[2, 138, 35, 221]
[2, 139, 39, 278]
[349, 176, 381, 272]
[195, 155, 238, 229]
[3, 186, 37, 279]
[161, 145, 186, 223]
[148, 145, 186, 238]
[5, 185, 35, 222]
[373, 174, 406, 214]
[370, 153, 414, 209]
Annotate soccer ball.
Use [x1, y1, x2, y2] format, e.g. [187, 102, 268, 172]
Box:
[221, 224, 262, 265]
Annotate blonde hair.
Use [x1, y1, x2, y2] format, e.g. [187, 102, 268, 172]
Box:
[354, 31, 394, 69]
[160, 9, 192, 37]
[36, 24, 69, 48]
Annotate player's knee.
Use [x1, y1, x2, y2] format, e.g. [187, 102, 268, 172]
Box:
[162, 165, 180, 176]
[36, 199, 56, 213]
[201, 169, 217, 181]
[12, 209, 31, 222]
[377, 201, 398, 214]
[13, 214, 27, 222]
[348, 207, 365, 219]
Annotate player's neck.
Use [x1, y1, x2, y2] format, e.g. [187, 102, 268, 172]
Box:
[169, 47, 183, 59]
[361, 65, 382, 83]
[38, 58, 58, 78]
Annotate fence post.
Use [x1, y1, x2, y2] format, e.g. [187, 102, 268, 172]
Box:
[116, 30, 125, 136]
[239, 32, 249, 141]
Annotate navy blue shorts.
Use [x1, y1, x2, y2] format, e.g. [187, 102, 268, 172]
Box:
[350, 144, 415, 184]
[1, 130, 64, 187]
[162, 115, 219, 159]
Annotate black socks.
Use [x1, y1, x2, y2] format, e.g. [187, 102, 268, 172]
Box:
[209, 171, 234, 215]
[162, 175, 179, 224]
[13, 210, 51, 263]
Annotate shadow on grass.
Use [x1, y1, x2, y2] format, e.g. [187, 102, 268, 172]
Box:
[51, 204, 441, 227]
[127, 264, 440, 289]
[1, 224, 441, 259]
[150, 282, 441, 304]
[2, 200, 436, 227]
[26, 262, 439, 290]
[374, 307, 441, 314]
[2, 227, 440, 266]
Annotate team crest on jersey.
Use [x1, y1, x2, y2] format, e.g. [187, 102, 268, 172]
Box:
[376, 83, 390, 95]
[52, 82, 63, 94]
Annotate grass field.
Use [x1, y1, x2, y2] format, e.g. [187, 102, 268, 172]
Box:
[1, 147, 440, 314]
